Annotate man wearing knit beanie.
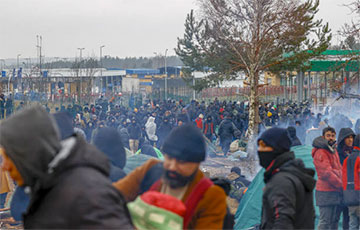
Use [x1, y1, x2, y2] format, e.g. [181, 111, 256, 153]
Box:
[114, 124, 228, 229]
[257, 127, 316, 229]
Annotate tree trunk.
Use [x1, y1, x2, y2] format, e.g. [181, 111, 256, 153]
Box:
[247, 68, 260, 158]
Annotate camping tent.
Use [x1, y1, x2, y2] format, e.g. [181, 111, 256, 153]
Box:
[234, 145, 323, 229]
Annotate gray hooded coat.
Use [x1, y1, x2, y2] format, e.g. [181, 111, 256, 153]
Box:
[0, 106, 133, 229]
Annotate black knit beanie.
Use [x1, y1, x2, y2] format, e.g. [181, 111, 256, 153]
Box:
[258, 127, 291, 153]
[162, 124, 206, 162]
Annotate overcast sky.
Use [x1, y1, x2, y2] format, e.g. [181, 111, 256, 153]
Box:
[0, 0, 356, 60]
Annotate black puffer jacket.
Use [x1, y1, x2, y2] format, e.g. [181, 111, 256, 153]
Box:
[261, 152, 316, 230]
[218, 118, 235, 140]
[127, 123, 142, 139]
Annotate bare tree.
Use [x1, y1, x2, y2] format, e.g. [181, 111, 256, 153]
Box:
[176, 0, 331, 144]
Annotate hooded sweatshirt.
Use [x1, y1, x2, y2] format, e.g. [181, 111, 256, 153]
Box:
[0, 106, 61, 188]
[337, 128, 355, 165]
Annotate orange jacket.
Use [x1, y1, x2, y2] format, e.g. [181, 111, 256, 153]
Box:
[113, 159, 227, 230]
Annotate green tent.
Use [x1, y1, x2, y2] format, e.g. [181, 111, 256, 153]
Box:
[234, 145, 322, 229]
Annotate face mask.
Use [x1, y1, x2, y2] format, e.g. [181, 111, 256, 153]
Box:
[257, 151, 281, 169]
[163, 169, 197, 189]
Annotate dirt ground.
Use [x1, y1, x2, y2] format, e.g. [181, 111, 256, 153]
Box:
[201, 155, 260, 215]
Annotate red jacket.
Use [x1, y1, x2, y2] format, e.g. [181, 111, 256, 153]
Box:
[195, 118, 203, 130]
[312, 137, 342, 192]
[343, 148, 360, 191]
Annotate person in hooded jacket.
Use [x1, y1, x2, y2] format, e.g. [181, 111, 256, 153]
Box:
[287, 126, 302, 147]
[156, 117, 173, 148]
[128, 118, 142, 154]
[343, 134, 360, 230]
[11, 111, 76, 221]
[203, 116, 216, 141]
[257, 127, 316, 229]
[145, 116, 158, 146]
[312, 126, 343, 230]
[337, 128, 355, 230]
[92, 127, 127, 182]
[118, 119, 130, 149]
[218, 114, 237, 156]
[338, 128, 356, 165]
[0, 106, 133, 229]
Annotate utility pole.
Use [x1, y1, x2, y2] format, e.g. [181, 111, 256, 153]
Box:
[100, 45, 105, 94]
[164, 48, 168, 101]
[36, 35, 43, 76]
[17, 54, 21, 69]
[77, 48, 85, 103]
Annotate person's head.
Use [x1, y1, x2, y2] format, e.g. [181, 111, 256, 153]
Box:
[257, 127, 291, 169]
[0, 106, 61, 187]
[287, 126, 297, 138]
[230, 167, 241, 176]
[338, 128, 355, 148]
[162, 124, 206, 188]
[322, 126, 336, 146]
[53, 112, 74, 140]
[92, 127, 126, 169]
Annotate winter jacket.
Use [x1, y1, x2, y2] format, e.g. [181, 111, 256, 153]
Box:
[113, 159, 227, 230]
[145, 117, 158, 142]
[218, 118, 235, 140]
[261, 152, 316, 229]
[24, 136, 133, 229]
[0, 106, 133, 229]
[312, 136, 343, 206]
[203, 122, 215, 136]
[127, 123, 142, 140]
[342, 147, 360, 206]
[195, 118, 203, 129]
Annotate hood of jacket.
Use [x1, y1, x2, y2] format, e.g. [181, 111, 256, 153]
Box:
[45, 135, 110, 189]
[145, 116, 156, 128]
[0, 106, 61, 187]
[91, 127, 126, 169]
[338, 128, 355, 146]
[280, 158, 316, 192]
[312, 136, 336, 154]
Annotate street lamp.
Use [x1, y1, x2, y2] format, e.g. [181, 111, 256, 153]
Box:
[77, 48, 85, 60]
[17, 54, 21, 69]
[164, 49, 168, 101]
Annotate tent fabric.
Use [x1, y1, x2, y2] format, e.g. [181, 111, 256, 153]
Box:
[234, 145, 321, 230]
[124, 154, 156, 174]
[135, 147, 164, 160]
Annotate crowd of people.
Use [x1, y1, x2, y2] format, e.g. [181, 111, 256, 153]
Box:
[0, 96, 358, 229]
